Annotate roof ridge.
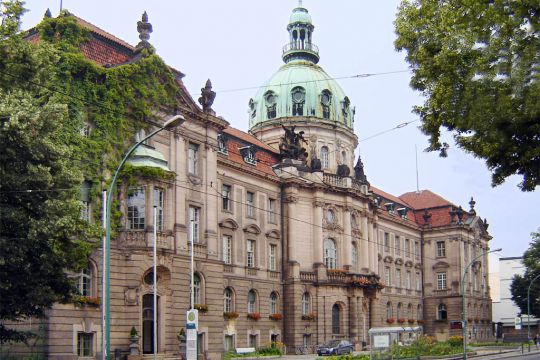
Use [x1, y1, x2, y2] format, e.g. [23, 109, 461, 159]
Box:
[70, 14, 135, 51]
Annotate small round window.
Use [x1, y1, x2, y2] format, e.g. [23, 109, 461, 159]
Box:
[265, 92, 276, 105]
[292, 88, 305, 103]
[144, 271, 160, 285]
[321, 91, 331, 106]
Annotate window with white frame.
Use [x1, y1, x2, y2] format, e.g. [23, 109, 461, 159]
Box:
[396, 268, 402, 288]
[217, 134, 228, 154]
[223, 235, 232, 264]
[193, 273, 201, 305]
[351, 242, 358, 272]
[416, 271, 421, 291]
[414, 241, 420, 260]
[249, 334, 258, 348]
[247, 240, 256, 268]
[436, 272, 447, 290]
[246, 191, 255, 217]
[437, 303, 447, 320]
[405, 239, 410, 257]
[188, 143, 199, 175]
[76, 267, 93, 297]
[406, 270, 411, 289]
[224, 288, 233, 312]
[436, 241, 446, 257]
[385, 266, 391, 286]
[267, 198, 276, 223]
[247, 289, 257, 313]
[395, 236, 401, 256]
[189, 206, 200, 244]
[224, 335, 234, 351]
[386, 302, 393, 320]
[269, 244, 277, 271]
[153, 187, 164, 231]
[222, 184, 231, 211]
[270, 292, 278, 314]
[324, 238, 337, 269]
[384, 232, 390, 252]
[417, 304, 423, 320]
[301, 292, 311, 315]
[320, 146, 329, 169]
[77, 332, 93, 356]
[397, 303, 402, 319]
[127, 187, 145, 230]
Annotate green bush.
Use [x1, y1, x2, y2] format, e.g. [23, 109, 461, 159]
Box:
[256, 346, 281, 356]
[448, 335, 463, 347]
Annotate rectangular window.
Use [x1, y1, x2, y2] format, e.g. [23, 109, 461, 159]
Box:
[267, 198, 276, 223]
[247, 240, 256, 268]
[269, 244, 277, 271]
[224, 335, 234, 351]
[416, 271, 421, 291]
[81, 201, 91, 222]
[153, 187, 164, 231]
[188, 143, 199, 175]
[405, 239, 410, 257]
[396, 268, 402, 288]
[384, 232, 390, 252]
[77, 332, 93, 357]
[249, 334, 258, 348]
[406, 270, 411, 289]
[414, 241, 420, 260]
[223, 235, 232, 264]
[222, 184, 231, 211]
[246, 191, 255, 218]
[395, 236, 401, 256]
[189, 206, 200, 244]
[303, 334, 312, 346]
[436, 241, 446, 257]
[437, 272, 447, 290]
[385, 266, 391, 286]
[76, 268, 92, 297]
[127, 187, 145, 230]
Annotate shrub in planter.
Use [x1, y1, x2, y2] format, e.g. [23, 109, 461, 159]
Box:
[448, 336, 463, 347]
[301, 312, 316, 321]
[386, 318, 396, 324]
[223, 311, 239, 320]
[247, 312, 261, 320]
[194, 304, 208, 313]
[407, 319, 415, 324]
[269, 313, 283, 321]
[398, 318, 406, 324]
[417, 319, 425, 325]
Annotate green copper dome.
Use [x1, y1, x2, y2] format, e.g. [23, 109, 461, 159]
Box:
[248, 3, 355, 131]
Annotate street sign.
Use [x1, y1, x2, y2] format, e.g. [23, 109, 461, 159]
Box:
[515, 317, 522, 330]
[186, 309, 199, 360]
[373, 335, 390, 348]
[187, 309, 199, 330]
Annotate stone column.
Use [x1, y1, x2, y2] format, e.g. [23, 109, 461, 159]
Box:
[349, 295, 358, 345]
[285, 193, 299, 263]
[343, 207, 352, 269]
[368, 220, 375, 272]
[313, 201, 324, 266]
[360, 215, 369, 273]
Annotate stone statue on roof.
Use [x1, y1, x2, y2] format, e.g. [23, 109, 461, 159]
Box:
[279, 125, 308, 161]
[135, 11, 154, 53]
[198, 79, 216, 113]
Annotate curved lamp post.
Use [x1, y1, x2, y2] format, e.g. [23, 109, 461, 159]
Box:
[527, 274, 540, 341]
[103, 114, 185, 360]
[462, 248, 502, 360]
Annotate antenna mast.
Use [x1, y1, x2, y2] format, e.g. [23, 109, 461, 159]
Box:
[415, 144, 420, 193]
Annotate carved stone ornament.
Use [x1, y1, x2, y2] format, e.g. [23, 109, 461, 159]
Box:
[353, 156, 368, 184]
[313, 200, 325, 208]
[198, 79, 216, 113]
[124, 287, 139, 305]
[135, 11, 154, 53]
[384, 255, 394, 263]
[284, 195, 298, 203]
[279, 125, 308, 161]
[337, 164, 350, 177]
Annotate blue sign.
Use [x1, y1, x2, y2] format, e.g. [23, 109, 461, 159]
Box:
[186, 323, 196, 329]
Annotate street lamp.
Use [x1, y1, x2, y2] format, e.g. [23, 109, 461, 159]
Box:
[527, 274, 540, 341]
[462, 248, 502, 360]
[103, 114, 185, 360]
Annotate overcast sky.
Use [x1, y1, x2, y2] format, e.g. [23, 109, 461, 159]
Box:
[21, 0, 540, 272]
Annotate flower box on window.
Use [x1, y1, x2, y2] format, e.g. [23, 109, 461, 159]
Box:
[194, 304, 208, 313]
[407, 319, 415, 324]
[73, 296, 101, 307]
[386, 318, 396, 324]
[417, 320, 425, 325]
[301, 312, 316, 321]
[247, 312, 261, 320]
[398, 318, 406, 324]
[223, 311, 239, 320]
[269, 313, 283, 321]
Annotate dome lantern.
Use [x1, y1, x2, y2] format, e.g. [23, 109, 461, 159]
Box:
[283, 1, 319, 64]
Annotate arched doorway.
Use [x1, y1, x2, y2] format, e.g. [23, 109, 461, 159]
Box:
[142, 294, 159, 354]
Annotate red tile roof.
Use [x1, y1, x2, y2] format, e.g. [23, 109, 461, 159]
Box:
[399, 190, 455, 210]
[223, 127, 279, 154]
[370, 186, 408, 208]
[72, 15, 135, 52]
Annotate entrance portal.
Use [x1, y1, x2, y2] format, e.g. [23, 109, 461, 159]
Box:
[142, 294, 160, 354]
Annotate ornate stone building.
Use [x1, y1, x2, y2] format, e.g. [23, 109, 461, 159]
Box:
[5, 4, 493, 360]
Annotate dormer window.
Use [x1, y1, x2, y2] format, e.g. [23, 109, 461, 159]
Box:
[291, 87, 305, 116]
[321, 90, 331, 119]
[239, 146, 257, 165]
[264, 91, 277, 119]
[217, 134, 228, 155]
[397, 207, 408, 219]
[384, 202, 395, 214]
[341, 96, 350, 120]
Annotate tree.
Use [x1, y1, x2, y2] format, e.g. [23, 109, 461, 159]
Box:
[0, 2, 96, 343]
[510, 230, 540, 317]
[395, 0, 540, 191]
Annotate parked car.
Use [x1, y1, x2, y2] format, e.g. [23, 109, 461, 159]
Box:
[316, 340, 353, 356]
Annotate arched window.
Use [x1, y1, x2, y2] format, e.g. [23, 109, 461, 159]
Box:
[351, 242, 358, 272]
[247, 290, 257, 313]
[320, 146, 329, 169]
[397, 303, 402, 320]
[270, 292, 278, 314]
[438, 304, 447, 320]
[76, 267, 93, 297]
[332, 304, 341, 334]
[321, 90, 332, 119]
[324, 238, 337, 269]
[301, 292, 311, 315]
[341, 151, 347, 165]
[417, 304, 422, 320]
[193, 273, 202, 305]
[291, 87, 305, 116]
[264, 91, 277, 119]
[407, 303, 413, 319]
[386, 302, 393, 320]
[224, 288, 234, 313]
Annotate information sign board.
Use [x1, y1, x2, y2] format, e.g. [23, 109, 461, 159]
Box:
[373, 335, 390, 348]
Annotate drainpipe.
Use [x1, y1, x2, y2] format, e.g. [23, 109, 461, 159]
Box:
[420, 231, 426, 334]
[280, 183, 287, 346]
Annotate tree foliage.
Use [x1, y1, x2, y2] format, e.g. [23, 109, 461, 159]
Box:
[510, 230, 540, 317]
[395, 0, 540, 191]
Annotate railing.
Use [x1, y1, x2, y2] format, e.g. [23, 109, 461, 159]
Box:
[246, 267, 258, 276]
[327, 270, 349, 283]
[282, 41, 319, 55]
[300, 271, 316, 282]
[268, 270, 280, 279]
[120, 230, 173, 250]
[224, 265, 233, 273]
[323, 173, 346, 188]
[189, 243, 207, 258]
